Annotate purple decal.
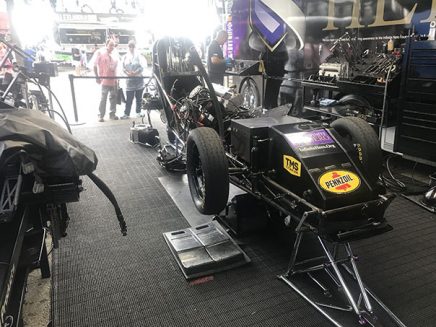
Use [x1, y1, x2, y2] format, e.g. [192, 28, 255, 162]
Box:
[287, 130, 334, 147]
[250, 0, 287, 48]
[231, 0, 250, 58]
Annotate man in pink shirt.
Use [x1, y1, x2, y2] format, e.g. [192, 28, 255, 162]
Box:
[94, 39, 119, 122]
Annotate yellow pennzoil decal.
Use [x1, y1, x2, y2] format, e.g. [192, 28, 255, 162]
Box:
[283, 155, 301, 177]
[319, 170, 361, 194]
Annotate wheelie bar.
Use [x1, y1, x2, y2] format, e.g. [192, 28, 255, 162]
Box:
[279, 231, 407, 327]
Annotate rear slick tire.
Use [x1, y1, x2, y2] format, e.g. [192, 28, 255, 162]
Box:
[186, 127, 229, 214]
[331, 116, 382, 184]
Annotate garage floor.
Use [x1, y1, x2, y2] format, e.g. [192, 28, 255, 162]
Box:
[49, 120, 436, 327]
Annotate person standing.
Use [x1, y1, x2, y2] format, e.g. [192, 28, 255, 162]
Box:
[0, 43, 14, 75]
[120, 40, 147, 119]
[71, 47, 81, 75]
[206, 30, 228, 85]
[94, 39, 119, 122]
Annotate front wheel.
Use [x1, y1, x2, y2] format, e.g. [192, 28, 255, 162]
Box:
[331, 117, 382, 184]
[186, 127, 229, 214]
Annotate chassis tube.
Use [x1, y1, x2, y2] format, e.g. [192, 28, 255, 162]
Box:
[341, 264, 407, 327]
[228, 176, 316, 229]
[318, 237, 361, 316]
[152, 73, 173, 108]
[279, 276, 344, 327]
[345, 243, 373, 313]
[263, 176, 321, 212]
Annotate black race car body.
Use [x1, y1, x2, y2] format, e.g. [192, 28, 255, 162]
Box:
[228, 114, 392, 242]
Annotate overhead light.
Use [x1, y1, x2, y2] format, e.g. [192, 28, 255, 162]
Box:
[12, 1, 56, 47]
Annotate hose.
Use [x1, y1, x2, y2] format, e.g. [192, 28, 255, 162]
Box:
[39, 82, 72, 133]
[40, 109, 72, 133]
[379, 65, 393, 140]
[87, 172, 127, 236]
[26, 75, 72, 133]
[21, 71, 72, 134]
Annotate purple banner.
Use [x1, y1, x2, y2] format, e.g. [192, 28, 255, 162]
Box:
[250, 0, 287, 49]
[230, 0, 250, 58]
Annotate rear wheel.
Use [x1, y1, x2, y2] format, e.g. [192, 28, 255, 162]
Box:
[331, 117, 382, 184]
[186, 127, 229, 214]
[336, 94, 372, 118]
[240, 78, 260, 109]
[337, 94, 371, 108]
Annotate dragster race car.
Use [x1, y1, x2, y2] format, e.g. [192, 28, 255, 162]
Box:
[152, 37, 405, 327]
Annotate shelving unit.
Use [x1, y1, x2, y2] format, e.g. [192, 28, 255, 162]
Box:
[300, 78, 388, 126]
[395, 40, 436, 164]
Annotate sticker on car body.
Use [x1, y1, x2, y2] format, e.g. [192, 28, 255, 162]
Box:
[287, 129, 334, 146]
[319, 170, 361, 194]
[283, 155, 301, 177]
[286, 130, 337, 153]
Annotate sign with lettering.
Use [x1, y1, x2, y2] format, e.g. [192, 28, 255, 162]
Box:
[287, 130, 334, 146]
[287, 130, 338, 153]
[319, 170, 361, 194]
[283, 155, 301, 177]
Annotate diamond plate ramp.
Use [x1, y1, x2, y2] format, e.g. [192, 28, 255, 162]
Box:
[163, 221, 250, 279]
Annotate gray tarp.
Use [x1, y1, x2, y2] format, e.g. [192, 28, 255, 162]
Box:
[0, 109, 97, 176]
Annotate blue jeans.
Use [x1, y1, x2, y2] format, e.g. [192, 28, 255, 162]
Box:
[124, 88, 144, 116]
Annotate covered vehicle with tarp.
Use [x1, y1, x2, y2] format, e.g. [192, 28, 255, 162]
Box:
[0, 109, 126, 326]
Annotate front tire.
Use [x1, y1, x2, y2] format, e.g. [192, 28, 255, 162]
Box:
[331, 117, 382, 184]
[186, 127, 229, 214]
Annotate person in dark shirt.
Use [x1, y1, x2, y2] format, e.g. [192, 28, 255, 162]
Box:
[206, 30, 228, 85]
[72, 47, 82, 75]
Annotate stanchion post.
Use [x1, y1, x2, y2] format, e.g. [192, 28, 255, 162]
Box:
[67, 75, 151, 125]
[68, 74, 79, 123]
[46, 77, 55, 119]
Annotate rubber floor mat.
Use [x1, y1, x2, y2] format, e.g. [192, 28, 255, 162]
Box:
[51, 121, 436, 327]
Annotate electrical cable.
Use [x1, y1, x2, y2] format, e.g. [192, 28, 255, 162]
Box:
[40, 109, 72, 133]
[379, 64, 393, 140]
[0, 42, 65, 127]
[379, 154, 428, 194]
[386, 155, 406, 188]
[20, 71, 72, 134]
[38, 82, 71, 131]
[87, 172, 127, 236]
[27, 78, 61, 121]
[28, 76, 71, 133]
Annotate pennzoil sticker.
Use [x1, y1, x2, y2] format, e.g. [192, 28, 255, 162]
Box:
[283, 155, 301, 177]
[319, 170, 360, 194]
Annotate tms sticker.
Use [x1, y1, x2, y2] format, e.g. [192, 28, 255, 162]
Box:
[283, 155, 301, 177]
[319, 170, 360, 194]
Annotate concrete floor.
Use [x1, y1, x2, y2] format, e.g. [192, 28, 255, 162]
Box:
[23, 237, 52, 327]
